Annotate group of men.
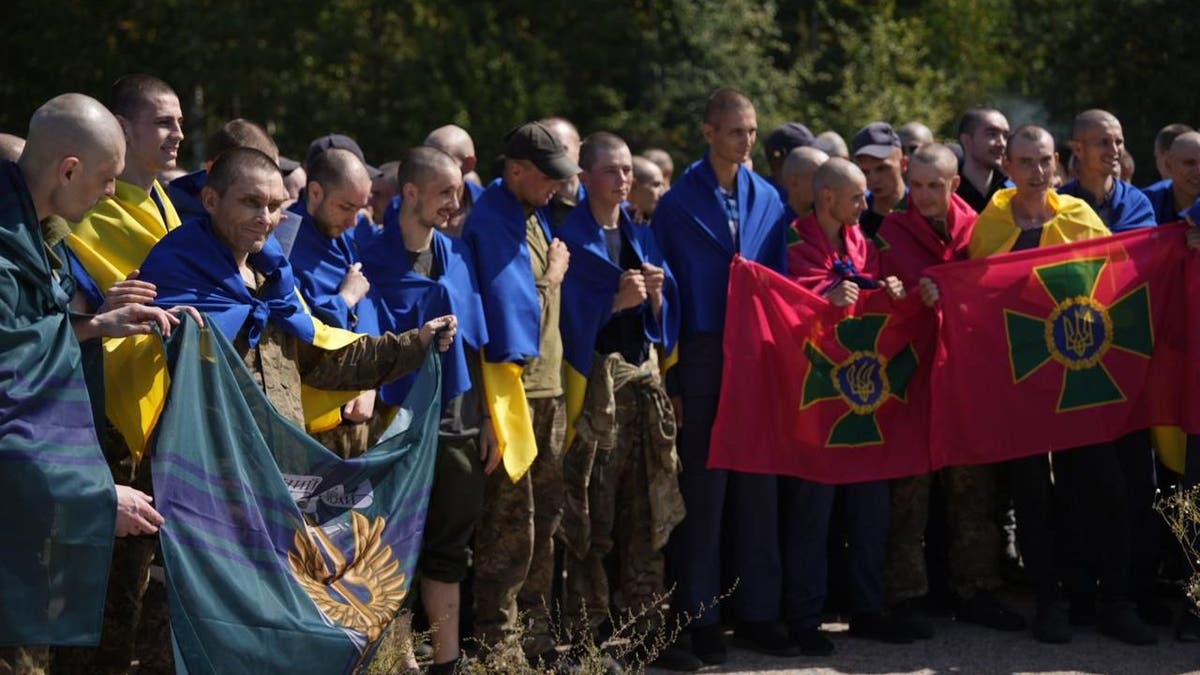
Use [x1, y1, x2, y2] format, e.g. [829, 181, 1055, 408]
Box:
[3, 73, 1200, 675]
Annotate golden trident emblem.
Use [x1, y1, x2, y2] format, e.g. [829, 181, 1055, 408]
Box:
[845, 358, 877, 402]
[1062, 306, 1095, 358]
[288, 511, 408, 644]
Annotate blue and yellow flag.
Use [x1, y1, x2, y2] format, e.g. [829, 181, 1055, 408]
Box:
[0, 161, 116, 646]
[152, 316, 440, 674]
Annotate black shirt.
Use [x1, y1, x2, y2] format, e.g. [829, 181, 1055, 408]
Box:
[594, 228, 651, 367]
[957, 169, 1009, 213]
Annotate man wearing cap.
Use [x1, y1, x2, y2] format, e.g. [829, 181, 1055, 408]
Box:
[167, 118, 279, 224]
[539, 116, 586, 229]
[956, 107, 1011, 213]
[764, 122, 816, 202]
[852, 122, 907, 238]
[652, 88, 794, 663]
[1057, 110, 1155, 232]
[462, 121, 577, 669]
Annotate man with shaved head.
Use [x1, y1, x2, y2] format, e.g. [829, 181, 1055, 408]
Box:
[0, 93, 187, 674]
[780, 145, 828, 221]
[1143, 131, 1200, 223]
[652, 87, 794, 662]
[956, 107, 1011, 213]
[422, 124, 485, 236]
[643, 147, 674, 186]
[628, 154, 667, 221]
[783, 158, 908, 652]
[897, 121, 934, 157]
[813, 130, 849, 160]
[168, 117, 278, 223]
[0, 132, 25, 162]
[1145, 123, 1193, 190]
[360, 146, 491, 674]
[538, 116, 585, 229]
[922, 125, 1154, 646]
[1058, 110, 1154, 232]
[875, 143, 1023, 638]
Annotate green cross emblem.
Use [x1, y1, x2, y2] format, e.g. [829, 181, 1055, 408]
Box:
[1003, 257, 1153, 412]
[801, 314, 918, 447]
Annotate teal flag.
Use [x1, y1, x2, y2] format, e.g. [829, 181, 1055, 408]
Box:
[0, 161, 116, 647]
[151, 316, 440, 674]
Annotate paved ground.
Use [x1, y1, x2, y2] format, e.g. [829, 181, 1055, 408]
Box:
[648, 611, 1200, 675]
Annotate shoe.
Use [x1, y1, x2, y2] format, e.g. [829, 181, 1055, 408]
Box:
[644, 640, 702, 672]
[689, 623, 727, 665]
[732, 620, 801, 657]
[789, 628, 835, 656]
[848, 612, 915, 644]
[1033, 602, 1071, 644]
[1138, 598, 1174, 627]
[956, 591, 1026, 632]
[893, 599, 934, 639]
[1176, 610, 1200, 642]
[1097, 601, 1158, 646]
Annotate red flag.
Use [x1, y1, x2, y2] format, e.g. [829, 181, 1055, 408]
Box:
[924, 225, 1191, 468]
[708, 257, 935, 484]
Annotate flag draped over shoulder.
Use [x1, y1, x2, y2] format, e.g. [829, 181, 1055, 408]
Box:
[925, 225, 1191, 467]
[708, 257, 934, 484]
[152, 316, 440, 675]
[0, 161, 115, 646]
[287, 200, 380, 334]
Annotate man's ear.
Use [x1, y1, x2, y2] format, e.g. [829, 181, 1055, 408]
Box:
[462, 155, 477, 174]
[57, 156, 81, 186]
[702, 123, 716, 147]
[200, 185, 220, 215]
[950, 174, 961, 192]
[115, 115, 133, 140]
[306, 181, 324, 208]
[401, 181, 419, 202]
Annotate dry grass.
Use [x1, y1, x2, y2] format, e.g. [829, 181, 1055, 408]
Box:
[1156, 484, 1200, 611]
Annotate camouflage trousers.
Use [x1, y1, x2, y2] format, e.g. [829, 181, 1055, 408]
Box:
[885, 464, 1003, 604]
[564, 384, 665, 636]
[473, 395, 566, 657]
[0, 647, 48, 675]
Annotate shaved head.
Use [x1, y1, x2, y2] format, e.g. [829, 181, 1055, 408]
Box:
[398, 146, 460, 189]
[579, 131, 629, 171]
[1156, 123, 1194, 157]
[110, 74, 177, 120]
[782, 146, 828, 216]
[424, 125, 476, 172]
[632, 156, 660, 184]
[1169, 131, 1200, 156]
[1005, 125, 1055, 159]
[908, 143, 959, 178]
[813, 157, 866, 196]
[898, 122, 934, 155]
[813, 131, 849, 159]
[704, 88, 753, 126]
[0, 133, 25, 162]
[643, 148, 673, 183]
[1071, 109, 1121, 141]
[207, 118, 278, 164]
[782, 146, 830, 180]
[306, 147, 369, 191]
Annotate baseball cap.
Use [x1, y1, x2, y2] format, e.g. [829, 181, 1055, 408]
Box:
[305, 133, 383, 179]
[851, 122, 902, 160]
[502, 122, 580, 180]
[764, 122, 816, 161]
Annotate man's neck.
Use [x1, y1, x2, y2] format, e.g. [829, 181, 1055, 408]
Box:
[815, 211, 846, 252]
[871, 189, 900, 215]
[710, 155, 740, 191]
[1079, 171, 1115, 203]
[922, 208, 950, 239]
[589, 199, 621, 229]
[962, 158, 995, 195]
[20, 162, 53, 223]
[1172, 181, 1199, 212]
[1010, 189, 1053, 230]
[119, 163, 157, 194]
[399, 210, 434, 252]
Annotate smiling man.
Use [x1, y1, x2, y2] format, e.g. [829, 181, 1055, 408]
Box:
[1058, 110, 1154, 232]
[956, 107, 1011, 213]
[1143, 131, 1200, 224]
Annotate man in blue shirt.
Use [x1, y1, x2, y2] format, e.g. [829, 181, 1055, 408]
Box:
[1058, 110, 1155, 232]
[1143, 131, 1200, 223]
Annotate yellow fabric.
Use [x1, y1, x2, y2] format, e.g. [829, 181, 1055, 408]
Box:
[480, 359, 538, 482]
[1153, 426, 1187, 475]
[300, 315, 366, 433]
[967, 188, 1110, 259]
[67, 181, 181, 464]
[563, 362, 588, 450]
[67, 180, 181, 293]
[658, 343, 679, 381]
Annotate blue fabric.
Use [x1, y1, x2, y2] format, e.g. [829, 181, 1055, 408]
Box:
[152, 316, 439, 674]
[362, 227, 488, 405]
[557, 200, 679, 378]
[1142, 180, 1185, 224]
[138, 216, 321, 348]
[66, 246, 105, 311]
[537, 182, 587, 228]
[650, 154, 786, 339]
[1058, 179, 1155, 233]
[167, 169, 208, 224]
[286, 199, 379, 333]
[461, 180, 547, 363]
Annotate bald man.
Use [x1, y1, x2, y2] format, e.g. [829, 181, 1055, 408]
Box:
[643, 147, 674, 186]
[539, 116, 585, 229]
[651, 87, 794, 662]
[922, 126, 1154, 646]
[897, 121, 934, 157]
[1146, 123, 1193, 190]
[875, 144, 1024, 637]
[780, 146, 828, 220]
[783, 158, 908, 652]
[1, 93, 183, 674]
[813, 130, 849, 159]
[1143, 131, 1200, 224]
[368, 159, 400, 225]
[628, 155, 666, 221]
[1058, 110, 1154, 232]
[0, 132, 25, 162]
[422, 124, 485, 236]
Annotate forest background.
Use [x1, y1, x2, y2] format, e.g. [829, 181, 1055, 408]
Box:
[2, 0, 1196, 184]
